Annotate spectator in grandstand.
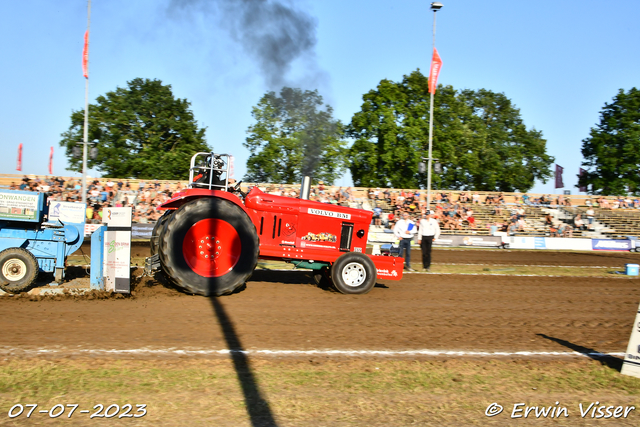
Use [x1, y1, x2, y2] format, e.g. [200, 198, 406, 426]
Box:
[545, 214, 554, 227]
[466, 213, 476, 229]
[598, 197, 611, 209]
[586, 207, 595, 228]
[573, 214, 586, 231]
[372, 204, 382, 226]
[472, 192, 480, 204]
[393, 211, 417, 272]
[387, 210, 396, 229]
[559, 222, 573, 237]
[508, 214, 519, 235]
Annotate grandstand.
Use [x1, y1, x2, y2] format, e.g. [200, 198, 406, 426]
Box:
[1, 173, 639, 239]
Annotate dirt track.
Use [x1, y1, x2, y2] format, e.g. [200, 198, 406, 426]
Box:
[2, 249, 639, 356]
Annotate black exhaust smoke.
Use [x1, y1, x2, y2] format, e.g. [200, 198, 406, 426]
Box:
[169, 0, 319, 89]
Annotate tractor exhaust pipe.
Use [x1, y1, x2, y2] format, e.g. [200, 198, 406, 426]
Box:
[300, 176, 311, 200]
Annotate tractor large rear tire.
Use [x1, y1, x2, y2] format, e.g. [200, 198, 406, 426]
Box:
[150, 210, 174, 256]
[158, 198, 259, 296]
[0, 248, 39, 294]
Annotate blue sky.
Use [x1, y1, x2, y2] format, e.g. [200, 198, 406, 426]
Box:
[1, 0, 638, 194]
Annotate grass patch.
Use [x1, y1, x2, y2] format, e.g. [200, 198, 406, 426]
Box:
[1, 357, 640, 426]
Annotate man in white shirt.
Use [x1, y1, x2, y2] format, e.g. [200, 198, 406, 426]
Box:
[393, 211, 417, 271]
[418, 210, 441, 271]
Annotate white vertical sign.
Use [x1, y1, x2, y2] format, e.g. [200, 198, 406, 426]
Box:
[102, 207, 132, 293]
[622, 302, 640, 378]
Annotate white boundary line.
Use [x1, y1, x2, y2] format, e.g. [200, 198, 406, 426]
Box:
[0, 347, 624, 358]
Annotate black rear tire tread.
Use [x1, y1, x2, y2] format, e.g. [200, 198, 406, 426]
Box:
[158, 198, 259, 296]
[0, 248, 39, 294]
[150, 211, 174, 256]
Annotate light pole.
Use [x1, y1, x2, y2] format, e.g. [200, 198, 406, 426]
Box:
[426, 1, 442, 211]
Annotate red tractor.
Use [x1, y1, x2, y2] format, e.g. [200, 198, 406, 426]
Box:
[147, 152, 404, 296]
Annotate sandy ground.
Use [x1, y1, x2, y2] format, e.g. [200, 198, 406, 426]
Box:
[1, 249, 639, 356]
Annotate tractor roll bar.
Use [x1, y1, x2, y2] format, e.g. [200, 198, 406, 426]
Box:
[188, 152, 231, 191]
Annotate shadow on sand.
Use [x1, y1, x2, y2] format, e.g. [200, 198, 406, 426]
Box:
[209, 298, 279, 427]
[537, 333, 623, 371]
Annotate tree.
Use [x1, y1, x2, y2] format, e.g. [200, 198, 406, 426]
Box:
[579, 88, 640, 195]
[347, 70, 554, 192]
[244, 87, 347, 184]
[59, 78, 210, 180]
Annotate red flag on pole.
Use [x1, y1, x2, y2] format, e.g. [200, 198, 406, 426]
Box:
[579, 168, 587, 192]
[17, 144, 22, 171]
[82, 30, 89, 78]
[49, 147, 54, 175]
[428, 48, 443, 94]
[555, 164, 564, 189]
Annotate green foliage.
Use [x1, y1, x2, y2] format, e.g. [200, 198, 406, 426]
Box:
[59, 78, 210, 179]
[244, 87, 347, 185]
[347, 70, 554, 192]
[579, 88, 640, 195]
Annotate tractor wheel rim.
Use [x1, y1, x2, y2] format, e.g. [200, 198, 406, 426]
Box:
[341, 262, 366, 287]
[2, 259, 27, 282]
[183, 218, 241, 277]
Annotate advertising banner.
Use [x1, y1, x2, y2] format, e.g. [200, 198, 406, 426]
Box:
[132, 223, 155, 239]
[0, 190, 41, 222]
[592, 239, 633, 251]
[544, 238, 593, 251]
[434, 235, 503, 248]
[102, 207, 132, 293]
[48, 201, 86, 224]
[534, 237, 546, 249]
[508, 236, 537, 250]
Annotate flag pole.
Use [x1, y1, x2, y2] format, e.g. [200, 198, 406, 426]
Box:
[82, 0, 91, 205]
[426, 2, 442, 211]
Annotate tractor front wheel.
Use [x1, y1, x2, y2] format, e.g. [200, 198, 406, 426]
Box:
[331, 252, 377, 295]
[158, 198, 259, 296]
[0, 248, 39, 294]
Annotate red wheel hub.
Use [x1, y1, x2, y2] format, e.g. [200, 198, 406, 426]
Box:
[183, 218, 242, 277]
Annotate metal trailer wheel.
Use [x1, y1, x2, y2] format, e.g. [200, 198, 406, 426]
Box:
[331, 252, 377, 295]
[0, 248, 39, 293]
[158, 197, 259, 296]
[150, 210, 174, 256]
